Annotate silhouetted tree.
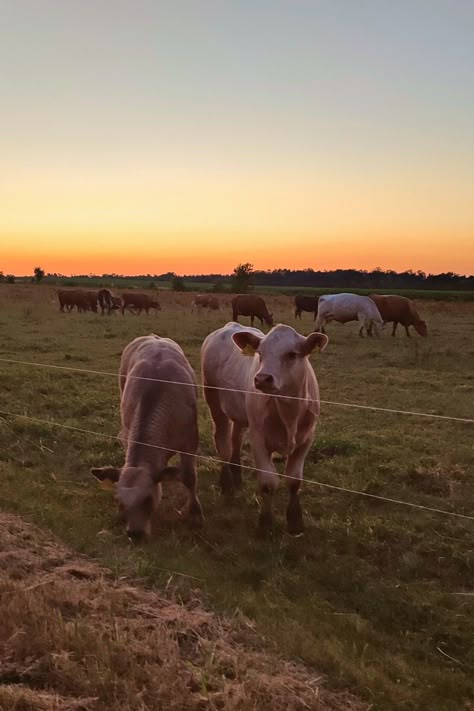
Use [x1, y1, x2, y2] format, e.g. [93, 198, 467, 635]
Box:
[34, 266, 45, 283]
[231, 262, 254, 293]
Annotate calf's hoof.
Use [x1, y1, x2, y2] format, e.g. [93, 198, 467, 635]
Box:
[286, 500, 304, 536]
[220, 465, 235, 496]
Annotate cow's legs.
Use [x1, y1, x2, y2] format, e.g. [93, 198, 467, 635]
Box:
[203, 386, 234, 495]
[284, 442, 312, 535]
[250, 436, 278, 533]
[315, 316, 325, 333]
[180, 454, 204, 523]
[392, 321, 398, 336]
[230, 422, 244, 489]
[357, 312, 367, 337]
[405, 325, 411, 337]
[250, 314, 255, 327]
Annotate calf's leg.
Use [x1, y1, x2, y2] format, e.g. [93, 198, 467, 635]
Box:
[204, 386, 234, 495]
[230, 422, 244, 489]
[250, 434, 279, 533]
[392, 321, 398, 336]
[405, 325, 411, 337]
[180, 454, 203, 523]
[284, 442, 312, 535]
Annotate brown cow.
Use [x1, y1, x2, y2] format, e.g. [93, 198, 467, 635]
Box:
[232, 295, 273, 327]
[121, 292, 161, 315]
[58, 289, 79, 312]
[57, 289, 97, 313]
[369, 294, 427, 337]
[193, 294, 219, 311]
[294, 295, 319, 319]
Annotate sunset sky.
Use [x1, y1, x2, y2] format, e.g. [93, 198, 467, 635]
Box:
[1, 1, 473, 276]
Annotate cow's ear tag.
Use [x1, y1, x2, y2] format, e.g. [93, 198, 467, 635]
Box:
[242, 344, 256, 357]
[99, 478, 116, 491]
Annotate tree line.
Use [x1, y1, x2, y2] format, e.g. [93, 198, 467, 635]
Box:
[2, 265, 473, 291]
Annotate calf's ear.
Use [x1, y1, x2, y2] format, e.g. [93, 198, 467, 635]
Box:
[300, 332, 329, 355]
[232, 331, 262, 354]
[90, 466, 121, 486]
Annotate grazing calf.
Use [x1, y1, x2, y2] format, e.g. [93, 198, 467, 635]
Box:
[201, 322, 328, 534]
[316, 293, 384, 336]
[369, 294, 427, 337]
[294, 295, 319, 319]
[231, 294, 273, 327]
[91, 335, 203, 541]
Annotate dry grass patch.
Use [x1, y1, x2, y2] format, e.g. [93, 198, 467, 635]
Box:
[0, 513, 366, 711]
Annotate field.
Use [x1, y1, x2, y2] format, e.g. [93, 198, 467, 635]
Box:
[0, 284, 473, 710]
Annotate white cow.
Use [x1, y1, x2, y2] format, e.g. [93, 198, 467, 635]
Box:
[315, 293, 384, 337]
[201, 322, 328, 534]
[91, 334, 203, 541]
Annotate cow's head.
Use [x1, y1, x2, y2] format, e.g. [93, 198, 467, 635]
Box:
[232, 324, 328, 395]
[151, 300, 162, 311]
[265, 312, 274, 327]
[414, 319, 428, 337]
[91, 465, 163, 542]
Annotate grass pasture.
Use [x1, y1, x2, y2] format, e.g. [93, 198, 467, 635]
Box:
[0, 284, 473, 710]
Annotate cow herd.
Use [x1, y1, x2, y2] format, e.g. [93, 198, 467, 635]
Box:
[58, 287, 428, 339]
[78, 288, 428, 540]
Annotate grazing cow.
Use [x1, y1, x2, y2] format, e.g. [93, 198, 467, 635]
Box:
[58, 289, 79, 312]
[193, 294, 220, 311]
[91, 334, 203, 541]
[232, 294, 273, 327]
[121, 292, 161, 315]
[57, 289, 97, 313]
[294, 295, 319, 319]
[369, 294, 428, 337]
[201, 322, 328, 534]
[98, 288, 114, 315]
[315, 293, 384, 337]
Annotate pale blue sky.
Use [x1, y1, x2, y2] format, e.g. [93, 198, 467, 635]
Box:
[1, 0, 473, 274]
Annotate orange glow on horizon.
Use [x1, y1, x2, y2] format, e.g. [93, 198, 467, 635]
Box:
[2, 228, 473, 277]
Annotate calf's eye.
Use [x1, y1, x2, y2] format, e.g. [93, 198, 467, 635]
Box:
[287, 352, 298, 361]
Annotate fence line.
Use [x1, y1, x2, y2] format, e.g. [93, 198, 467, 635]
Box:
[0, 356, 472, 424]
[1, 408, 473, 522]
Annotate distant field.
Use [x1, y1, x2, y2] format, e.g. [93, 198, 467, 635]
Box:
[0, 283, 473, 710]
[30, 276, 474, 301]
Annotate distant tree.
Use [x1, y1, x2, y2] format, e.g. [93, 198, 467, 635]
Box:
[6, 274, 15, 284]
[33, 266, 45, 283]
[171, 275, 186, 291]
[231, 262, 254, 293]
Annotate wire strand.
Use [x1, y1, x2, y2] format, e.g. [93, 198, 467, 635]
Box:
[0, 356, 471, 424]
[1, 408, 473, 522]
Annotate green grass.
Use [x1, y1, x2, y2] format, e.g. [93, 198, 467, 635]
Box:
[0, 284, 473, 710]
[12, 276, 474, 300]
